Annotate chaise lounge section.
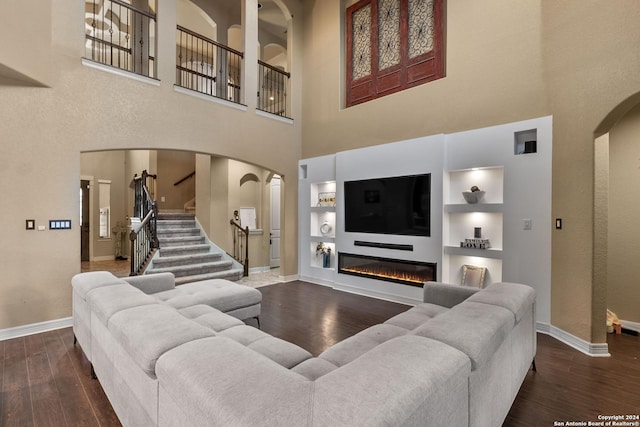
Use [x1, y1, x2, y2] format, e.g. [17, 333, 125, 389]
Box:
[71, 272, 536, 426]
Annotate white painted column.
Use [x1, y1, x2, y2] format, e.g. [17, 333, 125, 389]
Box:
[155, 0, 177, 83]
[242, 0, 259, 109]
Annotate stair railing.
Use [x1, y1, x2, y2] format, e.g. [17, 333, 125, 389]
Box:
[130, 170, 159, 275]
[174, 170, 195, 186]
[230, 219, 249, 277]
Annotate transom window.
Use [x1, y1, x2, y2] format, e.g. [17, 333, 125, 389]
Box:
[346, 0, 445, 107]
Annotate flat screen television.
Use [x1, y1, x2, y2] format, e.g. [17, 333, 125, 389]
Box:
[344, 173, 431, 236]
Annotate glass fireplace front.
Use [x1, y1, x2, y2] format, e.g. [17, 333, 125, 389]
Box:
[338, 253, 436, 287]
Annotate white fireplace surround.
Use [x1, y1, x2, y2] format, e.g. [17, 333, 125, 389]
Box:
[298, 116, 552, 329]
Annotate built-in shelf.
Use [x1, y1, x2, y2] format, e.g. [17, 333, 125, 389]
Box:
[444, 203, 503, 213]
[443, 166, 505, 284]
[299, 156, 338, 283]
[310, 236, 335, 243]
[310, 206, 335, 212]
[444, 246, 503, 259]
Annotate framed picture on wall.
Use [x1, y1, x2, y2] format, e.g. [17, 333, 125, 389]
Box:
[239, 207, 257, 230]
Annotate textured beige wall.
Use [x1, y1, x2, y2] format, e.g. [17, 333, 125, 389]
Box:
[156, 150, 196, 211]
[542, 2, 640, 343]
[0, 0, 52, 86]
[0, 0, 302, 329]
[607, 104, 640, 324]
[301, 0, 640, 342]
[302, 0, 548, 157]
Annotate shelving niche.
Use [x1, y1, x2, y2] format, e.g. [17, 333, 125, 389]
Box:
[443, 166, 504, 285]
[309, 181, 336, 271]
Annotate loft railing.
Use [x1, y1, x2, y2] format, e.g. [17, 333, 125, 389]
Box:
[176, 26, 243, 104]
[230, 219, 249, 277]
[130, 170, 158, 275]
[84, 0, 157, 78]
[257, 60, 290, 118]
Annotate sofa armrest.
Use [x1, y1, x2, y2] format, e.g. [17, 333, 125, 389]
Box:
[123, 273, 176, 294]
[423, 281, 480, 308]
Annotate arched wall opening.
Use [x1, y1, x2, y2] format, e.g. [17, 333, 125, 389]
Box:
[177, 0, 217, 40]
[80, 149, 284, 274]
[593, 92, 640, 343]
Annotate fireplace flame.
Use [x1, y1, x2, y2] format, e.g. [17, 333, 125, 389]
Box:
[340, 267, 425, 285]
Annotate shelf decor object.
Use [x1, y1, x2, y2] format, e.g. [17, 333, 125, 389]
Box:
[317, 192, 336, 207]
[462, 185, 485, 204]
[461, 264, 487, 288]
[461, 238, 491, 249]
[316, 242, 332, 268]
[320, 220, 333, 236]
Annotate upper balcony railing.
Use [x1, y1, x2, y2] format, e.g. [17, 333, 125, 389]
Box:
[257, 60, 291, 119]
[176, 26, 243, 104]
[83, 2, 292, 119]
[85, 0, 156, 78]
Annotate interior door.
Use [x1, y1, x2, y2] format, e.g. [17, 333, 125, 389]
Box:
[269, 177, 281, 268]
[80, 180, 90, 262]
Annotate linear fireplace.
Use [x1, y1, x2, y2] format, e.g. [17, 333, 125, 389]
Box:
[338, 253, 436, 287]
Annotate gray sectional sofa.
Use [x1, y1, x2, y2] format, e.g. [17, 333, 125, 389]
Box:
[71, 272, 536, 427]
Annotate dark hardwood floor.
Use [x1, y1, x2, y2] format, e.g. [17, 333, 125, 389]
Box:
[1, 281, 638, 426]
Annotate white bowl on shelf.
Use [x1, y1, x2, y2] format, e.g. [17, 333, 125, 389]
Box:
[462, 191, 485, 204]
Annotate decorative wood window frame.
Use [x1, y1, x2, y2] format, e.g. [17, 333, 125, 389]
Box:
[346, 0, 445, 107]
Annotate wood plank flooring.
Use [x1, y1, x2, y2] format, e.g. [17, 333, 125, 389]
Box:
[1, 280, 638, 426]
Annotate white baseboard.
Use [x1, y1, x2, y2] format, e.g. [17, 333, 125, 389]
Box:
[299, 275, 337, 288]
[92, 255, 116, 262]
[0, 317, 73, 342]
[621, 319, 640, 333]
[280, 273, 300, 283]
[332, 282, 420, 306]
[537, 322, 610, 357]
[299, 277, 419, 306]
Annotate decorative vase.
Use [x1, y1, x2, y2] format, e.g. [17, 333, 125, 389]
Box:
[322, 252, 331, 268]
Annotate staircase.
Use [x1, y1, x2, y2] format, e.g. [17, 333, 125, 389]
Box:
[144, 212, 244, 285]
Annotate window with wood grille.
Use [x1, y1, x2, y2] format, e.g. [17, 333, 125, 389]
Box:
[346, 0, 445, 107]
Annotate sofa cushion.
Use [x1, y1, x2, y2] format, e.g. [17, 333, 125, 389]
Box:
[72, 271, 123, 299]
[247, 337, 313, 369]
[319, 324, 408, 367]
[218, 325, 312, 368]
[109, 304, 215, 377]
[192, 310, 245, 332]
[218, 325, 270, 345]
[123, 272, 175, 294]
[384, 303, 449, 330]
[154, 279, 262, 313]
[177, 304, 217, 319]
[411, 301, 514, 370]
[86, 283, 156, 326]
[467, 282, 536, 323]
[291, 357, 338, 380]
[156, 337, 313, 427]
[313, 336, 471, 427]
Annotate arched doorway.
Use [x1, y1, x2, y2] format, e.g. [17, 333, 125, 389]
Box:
[593, 92, 640, 341]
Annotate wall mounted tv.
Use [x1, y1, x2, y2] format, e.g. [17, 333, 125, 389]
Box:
[344, 173, 431, 236]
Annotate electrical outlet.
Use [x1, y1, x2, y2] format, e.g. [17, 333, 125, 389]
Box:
[523, 219, 532, 230]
